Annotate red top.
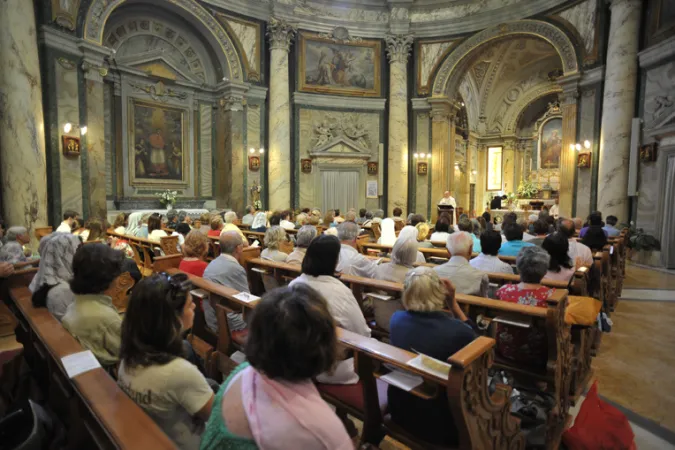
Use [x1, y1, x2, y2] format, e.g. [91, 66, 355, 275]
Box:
[207, 229, 221, 238]
[495, 284, 553, 367]
[179, 259, 209, 277]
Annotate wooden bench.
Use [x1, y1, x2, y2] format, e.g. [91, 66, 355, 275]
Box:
[6, 284, 176, 449]
[169, 269, 526, 450]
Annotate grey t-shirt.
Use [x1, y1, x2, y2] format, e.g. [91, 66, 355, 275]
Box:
[47, 281, 75, 322]
[118, 358, 213, 450]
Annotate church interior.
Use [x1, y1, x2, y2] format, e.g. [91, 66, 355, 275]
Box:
[1, 0, 675, 449]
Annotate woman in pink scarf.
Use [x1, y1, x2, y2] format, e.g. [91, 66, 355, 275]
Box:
[200, 284, 352, 450]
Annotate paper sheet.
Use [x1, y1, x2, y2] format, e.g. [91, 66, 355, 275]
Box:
[233, 292, 261, 303]
[380, 370, 424, 392]
[61, 350, 101, 379]
[251, 240, 260, 248]
[365, 293, 393, 301]
[493, 315, 532, 328]
[407, 354, 452, 379]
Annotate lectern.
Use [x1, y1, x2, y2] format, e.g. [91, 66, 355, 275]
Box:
[437, 205, 455, 225]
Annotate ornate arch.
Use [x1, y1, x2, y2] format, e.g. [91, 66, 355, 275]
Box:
[83, 0, 243, 82]
[504, 85, 562, 133]
[431, 20, 579, 98]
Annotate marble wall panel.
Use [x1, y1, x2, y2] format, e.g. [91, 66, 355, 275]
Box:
[410, 0, 522, 22]
[415, 113, 430, 218]
[223, 17, 259, 76]
[418, 40, 455, 91]
[199, 103, 213, 197]
[576, 88, 596, 217]
[104, 84, 113, 197]
[297, 108, 380, 211]
[55, 58, 84, 215]
[227, 109, 245, 213]
[84, 79, 108, 220]
[557, 0, 597, 59]
[643, 61, 675, 130]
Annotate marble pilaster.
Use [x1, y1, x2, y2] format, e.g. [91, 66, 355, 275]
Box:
[199, 103, 213, 197]
[385, 34, 414, 216]
[575, 88, 597, 218]
[557, 74, 580, 218]
[217, 94, 245, 211]
[0, 0, 49, 246]
[597, 0, 642, 221]
[475, 143, 487, 211]
[267, 18, 296, 210]
[82, 63, 108, 220]
[415, 113, 431, 218]
[502, 139, 516, 194]
[429, 99, 455, 220]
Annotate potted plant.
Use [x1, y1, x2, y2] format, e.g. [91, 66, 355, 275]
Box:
[156, 190, 178, 211]
[517, 180, 539, 199]
[624, 222, 661, 266]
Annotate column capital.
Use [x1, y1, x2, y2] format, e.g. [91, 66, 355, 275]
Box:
[267, 17, 297, 52]
[385, 34, 414, 64]
[557, 72, 581, 105]
[428, 98, 459, 122]
[81, 61, 108, 82]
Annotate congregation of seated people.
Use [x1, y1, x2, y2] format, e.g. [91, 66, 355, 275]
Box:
[3, 201, 623, 449]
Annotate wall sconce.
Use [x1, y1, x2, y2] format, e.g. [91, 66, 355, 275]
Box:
[413, 152, 430, 159]
[63, 122, 87, 135]
[249, 147, 264, 154]
[573, 139, 592, 168]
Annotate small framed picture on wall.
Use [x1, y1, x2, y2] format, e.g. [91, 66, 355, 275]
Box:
[249, 156, 260, 171]
[367, 162, 378, 175]
[301, 158, 312, 173]
[417, 162, 428, 175]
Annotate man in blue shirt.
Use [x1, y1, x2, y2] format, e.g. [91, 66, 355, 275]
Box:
[603, 215, 621, 237]
[498, 222, 535, 257]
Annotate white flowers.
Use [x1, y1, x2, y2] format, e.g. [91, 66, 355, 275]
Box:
[156, 190, 178, 206]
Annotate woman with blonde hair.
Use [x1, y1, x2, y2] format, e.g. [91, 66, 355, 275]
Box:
[323, 211, 335, 228]
[261, 226, 289, 262]
[178, 231, 210, 277]
[388, 266, 476, 446]
[85, 219, 106, 243]
[415, 222, 433, 248]
[196, 212, 211, 236]
[208, 216, 224, 238]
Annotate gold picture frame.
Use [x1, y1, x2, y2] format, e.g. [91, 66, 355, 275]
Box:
[298, 32, 381, 97]
[128, 98, 190, 188]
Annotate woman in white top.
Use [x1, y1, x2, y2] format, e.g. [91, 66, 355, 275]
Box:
[542, 232, 576, 283]
[397, 226, 426, 264]
[260, 226, 289, 262]
[125, 212, 143, 237]
[469, 230, 514, 274]
[112, 213, 128, 235]
[147, 213, 168, 243]
[289, 235, 370, 384]
[430, 212, 453, 244]
[378, 218, 396, 246]
[251, 211, 268, 232]
[118, 273, 214, 450]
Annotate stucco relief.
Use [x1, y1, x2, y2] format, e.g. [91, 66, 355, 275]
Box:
[410, 0, 523, 22]
[643, 61, 675, 129]
[556, 0, 598, 64]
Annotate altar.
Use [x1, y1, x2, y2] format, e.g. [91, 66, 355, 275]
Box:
[106, 208, 209, 224]
[489, 199, 556, 223]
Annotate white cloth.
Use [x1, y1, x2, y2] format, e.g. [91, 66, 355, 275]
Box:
[56, 222, 72, 233]
[430, 231, 450, 243]
[523, 233, 537, 242]
[379, 218, 396, 246]
[148, 229, 168, 243]
[280, 220, 295, 231]
[118, 358, 213, 449]
[171, 231, 185, 246]
[251, 212, 267, 229]
[114, 226, 126, 235]
[286, 248, 307, 265]
[469, 253, 514, 275]
[568, 239, 593, 267]
[337, 244, 378, 278]
[549, 204, 560, 219]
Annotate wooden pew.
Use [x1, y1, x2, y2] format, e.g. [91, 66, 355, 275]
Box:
[360, 242, 451, 261]
[173, 268, 525, 450]
[152, 254, 183, 273]
[7, 285, 176, 449]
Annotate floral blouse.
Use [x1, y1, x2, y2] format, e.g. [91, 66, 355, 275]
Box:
[495, 284, 553, 367]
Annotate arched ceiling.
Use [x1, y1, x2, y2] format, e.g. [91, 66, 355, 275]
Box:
[458, 36, 562, 136]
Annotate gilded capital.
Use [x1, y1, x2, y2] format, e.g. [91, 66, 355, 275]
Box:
[267, 17, 297, 52]
[385, 34, 414, 65]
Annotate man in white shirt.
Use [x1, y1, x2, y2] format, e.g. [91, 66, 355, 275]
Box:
[549, 197, 560, 219]
[56, 210, 79, 233]
[560, 219, 593, 267]
[336, 221, 379, 278]
[241, 205, 255, 226]
[470, 230, 514, 274]
[438, 190, 457, 225]
[435, 231, 489, 297]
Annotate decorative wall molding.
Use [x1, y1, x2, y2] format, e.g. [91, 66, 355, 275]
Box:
[639, 35, 675, 69]
[292, 92, 387, 111]
[127, 80, 188, 102]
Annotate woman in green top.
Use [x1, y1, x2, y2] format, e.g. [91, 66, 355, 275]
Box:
[200, 284, 352, 450]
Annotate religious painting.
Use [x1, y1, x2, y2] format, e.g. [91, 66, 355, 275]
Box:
[639, 143, 657, 162]
[128, 99, 189, 188]
[62, 136, 80, 157]
[577, 152, 591, 168]
[417, 162, 428, 175]
[367, 162, 378, 175]
[299, 32, 381, 97]
[538, 118, 562, 170]
[249, 156, 261, 171]
[486, 146, 503, 191]
[301, 159, 312, 174]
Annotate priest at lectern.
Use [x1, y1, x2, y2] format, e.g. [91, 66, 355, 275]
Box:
[438, 191, 457, 225]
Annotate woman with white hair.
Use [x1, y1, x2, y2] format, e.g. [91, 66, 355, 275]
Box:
[0, 226, 30, 263]
[286, 225, 316, 265]
[221, 210, 247, 243]
[495, 246, 553, 366]
[388, 267, 476, 446]
[397, 226, 426, 264]
[261, 226, 289, 262]
[378, 218, 396, 246]
[251, 211, 268, 233]
[30, 233, 81, 321]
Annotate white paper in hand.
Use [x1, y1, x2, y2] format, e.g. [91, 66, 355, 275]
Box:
[61, 350, 101, 379]
[233, 292, 261, 303]
[251, 240, 260, 248]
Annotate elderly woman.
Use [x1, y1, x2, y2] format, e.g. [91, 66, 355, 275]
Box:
[289, 235, 370, 384]
[286, 225, 316, 265]
[542, 232, 576, 282]
[195, 212, 211, 236]
[125, 212, 142, 237]
[372, 209, 385, 224]
[361, 211, 374, 227]
[221, 211, 246, 243]
[251, 211, 268, 233]
[415, 222, 433, 248]
[0, 226, 31, 263]
[178, 231, 210, 277]
[260, 226, 289, 262]
[495, 246, 553, 366]
[372, 238, 417, 331]
[208, 215, 224, 238]
[323, 211, 335, 228]
[30, 233, 81, 321]
[397, 225, 426, 264]
[389, 267, 476, 446]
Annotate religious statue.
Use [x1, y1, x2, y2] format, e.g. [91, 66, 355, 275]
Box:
[148, 128, 169, 176]
[344, 121, 370, 149]
[314, 121, 334, 147]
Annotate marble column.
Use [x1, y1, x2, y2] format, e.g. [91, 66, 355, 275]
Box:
[476, 143, 487, 212]
[597, 0, 642, 220]
[385, 34, 414, 216]
[502, 139, 516, 194]
[82, 62, 108, 220]
[217, 95, 245, 211]
[429, 100, 450, 221]
[0, 0, 48, 246]
[267, 18, 296, 210]
[558, 75, 580, 218]
[458, 139, 470, 212]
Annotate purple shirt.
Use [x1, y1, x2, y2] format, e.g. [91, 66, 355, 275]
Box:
[579, 226, 608, 238]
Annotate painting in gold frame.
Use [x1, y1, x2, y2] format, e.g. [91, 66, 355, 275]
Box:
[486, 146, 503, 191]
[298, 32, 381, 97]
[128, 98, 189, 188]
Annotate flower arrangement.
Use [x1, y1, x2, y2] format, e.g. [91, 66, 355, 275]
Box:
[156, 190, 178, 208]
[517, 180, 539, 199]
